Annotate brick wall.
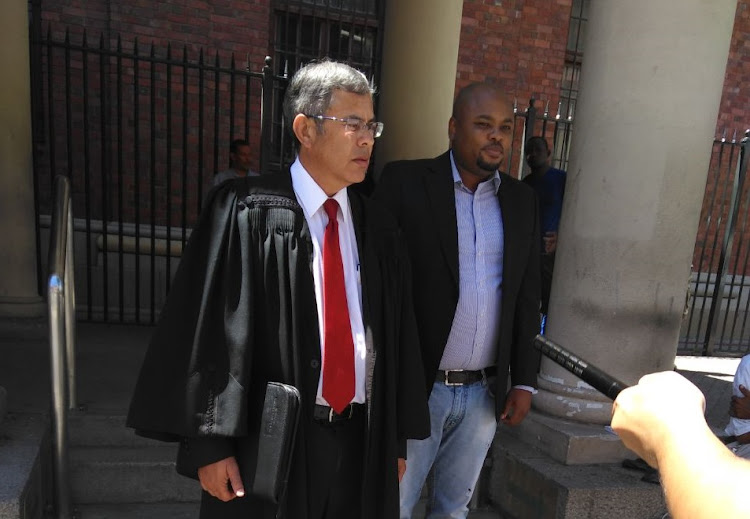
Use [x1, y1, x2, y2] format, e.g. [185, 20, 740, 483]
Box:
[717, 1, 750, 136]
[455, 0, 573, 176]
[456, 0, 571, 107]
[34, 0, 750, 274]
[36, 0, 273, 228]
[40, 0, 271, 57]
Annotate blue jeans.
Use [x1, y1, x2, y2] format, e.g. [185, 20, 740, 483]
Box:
[400, 379, 498, 519]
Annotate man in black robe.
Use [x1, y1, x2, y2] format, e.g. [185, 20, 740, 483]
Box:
[127, 60, 430, 519]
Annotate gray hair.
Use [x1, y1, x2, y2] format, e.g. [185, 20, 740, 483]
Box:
[283, 59, 375, 146]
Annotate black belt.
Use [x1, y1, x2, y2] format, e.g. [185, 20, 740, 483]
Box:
[437, 366, 496, 386]
[313, 403, 365, 423]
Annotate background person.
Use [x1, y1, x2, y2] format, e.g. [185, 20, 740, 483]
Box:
[213, 138, 260, 186]
[723, 353, 750, 458]
[522, 136, 566, 325]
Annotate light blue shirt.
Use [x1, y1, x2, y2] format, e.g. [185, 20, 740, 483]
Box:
[439, 152, 504, 371]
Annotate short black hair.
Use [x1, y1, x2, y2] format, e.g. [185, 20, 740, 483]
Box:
[230, 138, 250, 154]
[525, 136, 550, 151]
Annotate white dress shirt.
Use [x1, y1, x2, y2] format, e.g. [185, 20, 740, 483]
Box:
[290, 158, 367, 406]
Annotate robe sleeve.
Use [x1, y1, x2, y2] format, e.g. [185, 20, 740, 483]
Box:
[394, 228, 431, 451]
[126, 179, 256, 441]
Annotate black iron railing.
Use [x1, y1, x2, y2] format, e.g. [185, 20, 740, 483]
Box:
[680, 132, 750, 355]
[32, 28, 288, 323]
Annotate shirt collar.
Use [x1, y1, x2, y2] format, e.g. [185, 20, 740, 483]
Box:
[290, 157, 351, 221]
[449, 150, 502, 194]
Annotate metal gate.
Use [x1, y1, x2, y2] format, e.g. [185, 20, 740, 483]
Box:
[31, 28, 288, 324]
[680, 132, 750, 356]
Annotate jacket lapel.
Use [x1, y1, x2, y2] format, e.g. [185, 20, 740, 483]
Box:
[423, 152, 459, 288]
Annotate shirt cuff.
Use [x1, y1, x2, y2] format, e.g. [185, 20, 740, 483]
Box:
[512, 384, 538, 395]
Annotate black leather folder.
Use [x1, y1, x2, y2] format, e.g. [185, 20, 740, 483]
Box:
[244, 381, 301, 503]
[176, 381, 300, 506]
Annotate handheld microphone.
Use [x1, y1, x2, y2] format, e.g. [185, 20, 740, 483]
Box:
[533, 334, 628, 400]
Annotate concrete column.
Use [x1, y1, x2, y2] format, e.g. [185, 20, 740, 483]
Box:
[374, 0, 463, 174]
[0, 0, 45, 318]
[533, 0, 736, 442]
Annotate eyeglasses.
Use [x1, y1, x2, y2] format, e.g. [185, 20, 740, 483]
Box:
[306, 114, 384, 139]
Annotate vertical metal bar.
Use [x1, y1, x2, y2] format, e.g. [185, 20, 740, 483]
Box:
[47, 27, 57, 197]
[261, 56, 273, 176]
[82, 31, 93, 321]
[213, 51, 220, 179]
[372, 0, 384, 80]
[166, 44, 174, 294]
[197, 49, 205, 212]
[149, 43, 157, 324]
[65, 202, 77, 409]
[134, 39, 142, 323]
[64, 30, 74, 209]
[705, 133, 749, 355]
[99, 33, 109, 321]
[117, 35, 125, 321]
[736, 208, 750, 349]
[181, 46, 189, 247]
[701, 143, 738, 350]
[230, 53, 236, 142]
[244, 53, 251, 144]
[524, 98, 537, 144]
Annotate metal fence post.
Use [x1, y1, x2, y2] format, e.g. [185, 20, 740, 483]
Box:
[524, 97, 537, 145]
[704, 130, 750, 355]
[260, 56, 273, 176]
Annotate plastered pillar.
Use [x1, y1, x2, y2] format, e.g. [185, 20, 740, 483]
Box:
[374, 0, 463, 175]
[536, 0, 736, 434]
[0, 0, 45, 317]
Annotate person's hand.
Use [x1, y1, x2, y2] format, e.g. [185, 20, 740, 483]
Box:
[611, 371, 706, 469]
[500, 388, 533, 426]
[197, 456, 245, 502]
[543, 231, 558, 254]
[730, 384, 750, 420]
[398, 458, 406, 482]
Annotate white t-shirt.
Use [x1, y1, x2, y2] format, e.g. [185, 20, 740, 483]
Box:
[725, 354, 750, 436]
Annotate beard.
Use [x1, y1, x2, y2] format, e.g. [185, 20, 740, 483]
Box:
[477, 156, 502, 173]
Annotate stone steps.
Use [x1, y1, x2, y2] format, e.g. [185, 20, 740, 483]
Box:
[67, 412, 199, 507]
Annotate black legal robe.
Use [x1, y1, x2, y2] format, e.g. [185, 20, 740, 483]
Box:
[126, 172, 430, 518]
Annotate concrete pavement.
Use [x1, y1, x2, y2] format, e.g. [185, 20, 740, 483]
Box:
[0, 318, 743, 518]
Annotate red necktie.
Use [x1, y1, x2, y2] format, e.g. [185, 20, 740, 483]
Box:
[321, 198, 355, 413]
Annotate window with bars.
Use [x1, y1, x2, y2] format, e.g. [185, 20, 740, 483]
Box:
[551, 0, 589, 169]
[560, 0, 589, 121]
[268, 0, 382, 168]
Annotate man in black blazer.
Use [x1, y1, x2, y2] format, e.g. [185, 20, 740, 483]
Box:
[375, 83, 541, 519]
[127, 60, 429, 519]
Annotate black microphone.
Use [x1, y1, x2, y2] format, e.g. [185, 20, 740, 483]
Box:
[533, 334, 628, 400]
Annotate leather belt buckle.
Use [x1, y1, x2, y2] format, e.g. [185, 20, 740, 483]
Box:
[444, 370, 463, 386]
[329, 405, 354, 422]
[317, 404, 355, 422]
